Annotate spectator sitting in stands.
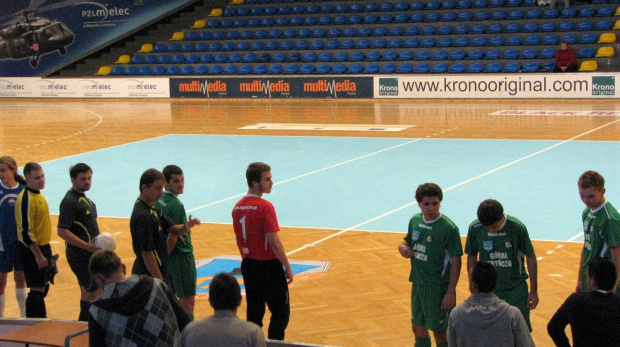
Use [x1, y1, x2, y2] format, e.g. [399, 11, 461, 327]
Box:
[554, 42, 578, 72]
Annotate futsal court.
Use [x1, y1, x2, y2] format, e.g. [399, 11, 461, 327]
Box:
[0, 98, 619, 346]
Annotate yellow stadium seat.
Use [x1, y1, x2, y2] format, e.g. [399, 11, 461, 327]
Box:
[598, 32, 616, 43]
[191, 19, 206, 29]
[595, 46, 615, 58]
[114, 55, 130, 64]
[230, 0, 243, 4]
[208, 8, 222, 16]
[614, 19, 620, 30]
[94, 66, 111, 76]
[616, 7, 620, 16]
[170, 31, 184, 41]
[578, 60, 598, 72]
[138, 43, 153, 53]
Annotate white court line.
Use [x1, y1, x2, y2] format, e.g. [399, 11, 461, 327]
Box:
[186, 138, 423, 213]
[287, 117, 620, 256]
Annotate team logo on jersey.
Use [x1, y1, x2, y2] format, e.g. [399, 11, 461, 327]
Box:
[412, 231, 420, 241]
[194, 255, 330, 298]
[427, 235, 433, 243]
[483, 241, 493, 251]
[8, 198, 16, 207]
[505, 242, 512, 248]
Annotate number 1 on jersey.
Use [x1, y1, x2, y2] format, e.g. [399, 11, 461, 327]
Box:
[239, 215, 249, 255]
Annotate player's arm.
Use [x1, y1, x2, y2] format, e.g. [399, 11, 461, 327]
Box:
[58, 227, 98, 253]
[547, 296, 572, 347]
[28, 243, 48, 270]
[442, 255, 461, 309]
[266, 232, 294, 284]
[398, 240, 414, 258]
[526, 251, 539, 309]
[466, 254, 478, 272]
[166, 216, 201, 236]
[610, 246, 620, 292]
[142, 251, 163, 281]
[166, 234, 178, 255]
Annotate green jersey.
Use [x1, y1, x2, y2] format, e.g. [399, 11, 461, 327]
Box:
[404, 212, 463, 286]
[465, 215, 534, 291]
[156, 192, 193, 254]
[580, 201, 620, 290]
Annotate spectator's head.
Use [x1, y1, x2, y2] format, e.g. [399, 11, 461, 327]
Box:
[89, 250, 125, 289]
[560, 41, 568, 51]
[209, 272, 242, 311]
[469, 261, 498, 294]
[477, 199, 505, 233]
[587, 258, 617, 292]
[578, 171, 606, 210]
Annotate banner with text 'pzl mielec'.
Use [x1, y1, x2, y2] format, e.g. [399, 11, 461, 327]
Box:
[0, 0, 195, 77]
[375, 74, 619, 99]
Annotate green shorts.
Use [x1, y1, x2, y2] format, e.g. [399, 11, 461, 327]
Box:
[168, 251, 196, 299]
[495, 281, 531, 331]
[411, 283, 452, 332]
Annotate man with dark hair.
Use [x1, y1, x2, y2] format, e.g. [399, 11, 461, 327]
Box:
[448, 261, 534, 347]
[398, 183, 462, 347]
[548, 258, 620, 347]
[88, 250, 191, 347]
[155, 164, 198, 319]
[130, 168, 200, 289]
[232, 162, 293, 340]
[57, 163, 101, 321]
[179, 272, 266, 347]
[15, 162, 57, 318]
[465, 199, 538, 331]
[576, 170, 620, 293]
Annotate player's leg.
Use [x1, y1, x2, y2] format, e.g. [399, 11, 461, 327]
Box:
[169, 252, 196, 319]
[264, 259, 290, 340]
[411, 283, 431, 347]
[495, 281, 531, 331]
[67, 247, 99, 321]
[423, 283, 451, 347]
[13, 270, 27, 317]
[242, 258, 267, 328]
[0, 271, 7, 317]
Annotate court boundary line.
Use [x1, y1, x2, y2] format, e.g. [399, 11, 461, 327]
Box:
[287, 118, 620, 256]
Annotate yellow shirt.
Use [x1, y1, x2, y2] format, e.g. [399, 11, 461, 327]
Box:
[15, 187, 52, 246]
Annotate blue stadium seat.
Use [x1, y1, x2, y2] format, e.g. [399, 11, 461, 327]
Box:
[265, 41, 278, 50]
[287, 52, 301, 62]
[283, 29, 296, 38]
[145, 65, 161, 75]
[389, 27, 404, 36]
[432, 63, 448, 73]
[543, 34, 559, 45]
[411, 1, 425, 10]
[268, 64, 283, 74]
[559, 21, 575, 31]
[310, 40, 324, 50]
[490, 0, 506, 6]
[238, 65, 252, 74]
[455, 37, 471, 46]
[595, 20, 613, 30]
[449, 49, 466, 59]
[489, 36, 505, 46]
[405, 38, 420, 48]
[208, 65, 222, 75]
[331, 64, 347, 74]
[394, 13, 410, 23]
[382, 51, 398, 61]
[366, 51, 381, 61]
[411, 13, 425, 22]
[247, 18, 260, 27]
[284, 64, 298, 74]
[492, 11, 507, 20]
[421, 38, 437, 47]
[289, 17, 303, 26]
[315, 64, 331, 74]
[334, 15, 347, 25]
[540, 61, 556, 72]
[578, 7, 595, 17]
[350, 51, 365, 61]
[363, 63, 380, 74]
[172, 54, 185, 64]
[222, 42, 235, 51]
[229, 53, 242, 63]
[303, 52, 317, 62]
[524, 35, 541, 45]
[427, 0, 441, 9]
[267, 30, 281, 39]
[467, 49, 484, 59]
[523, 0, 537, 5]
[372, 39, 387, 48]
[576, 21, 594, 31]
[220, 19, 233, 28]
[186, 54, 199, 63]
[380, 63, 397, 73]
[365, 2, 380, 12]
[347, 63, 363, 74]
[438, 25, 453, 35]
[240, 30, 253, 40]
[454, 24, 469, 34]
[522, 62, 539, 72]
[485, 49, 501, 59]
[432, 50, 449, 60]
[449, 62, 466, 73]
[292, 5, 305, 14]
[145, 55, 157, 64]
[341, 39, 355, 49]
[206, 19, 219, 29]
[280, 41, 294, 50]
[251, 41, 264, 51]
[398, 50, 414, 60]
[458, 0, 473, 7]
[152, 43, 166, 53]
[472, 36, 488, 46]
[504, 23, 521, 33]
[466, 62, 484, 73]
[374, 27, 389, 36]
[199, 32, 211, 41]
[318, 52, 333, 62]
[562, 33, 578, 44]
[304, 16, 318, 26]
[306, 4, 320, 13]
[509, 10, 524, 19]
[300, 64, 315, 74]
[579, 33, 597, 44]
[356, 39, 371, 49]
[157, 54, 171, 64]
[397, 63, 414, 73]
[256, 53, 270, 63]
[485, 62, 502, 72]
[560, 8, 577, 17]
[335, 3, 348, 12]
[343, 28, 357, 37]
[525, 9, 541, 19]
[125, 66, 138, 75]
[543, 8, 559, 18]
[503, 62, 520, 73]
[489, 24, 504, 33]
[415, 50, 431, 60]
[379, 14, 394, 24]
[426, 12, 441, 21]
[523, 22, 539, 32]
[443, 12, 457, 21]
[236, 42, 250, 51]
[321, 4, 334, 13]
[539, 47, 556, 58]
[415, 63, 431, 73]
[181, 43, 194, 52]
[577, 47, 595, 58]
[395, 2, 410, 11]
[503, 48, 519, 59]
[251, 7, 263, 15]
[389, 38, 404, 48]
[326, 39, 339, 49]
[596, 6, 613, 16]
[348, 15, 363, 24]
[458, 11, 474, 21]
[380, 2, 394, 11]
[327, 28, 341, 37]
[474, 0, 488, 7]
[265, 6, 277, 15]
[475, 11, 490, 21]
[211, 31, 225, 40]
[318, 16, 332, 25]
[199, 54, 213, 63]
[130, 55, 144, 64]
[364, 14, 378, 24]
[438, 37, 453, 47]
[407, 26, 421, 36]
[443, 0, 457, 8]
[298, 29, 311, 38]
[507, 35, 523, 45]
[273, 52, 287, 63]
[137, 65, 152, 75]
[165, 66, 180, 75]
[521, 48, 537, 59]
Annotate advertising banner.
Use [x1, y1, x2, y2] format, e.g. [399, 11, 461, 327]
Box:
[169, 77, 373, 98]
[0, 0, 196, 77]
[0, 77, 169, 97]
[374, 74, 619, 99]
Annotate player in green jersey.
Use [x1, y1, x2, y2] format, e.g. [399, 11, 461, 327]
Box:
[398, 183, 463, 347]
[577, 170, 620, 293]
[465, 199, 538, 331]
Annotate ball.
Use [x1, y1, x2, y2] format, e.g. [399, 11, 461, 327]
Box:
[94, 232, 117, 251]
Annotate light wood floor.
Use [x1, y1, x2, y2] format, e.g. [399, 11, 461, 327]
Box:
[1, 98, 619, 346]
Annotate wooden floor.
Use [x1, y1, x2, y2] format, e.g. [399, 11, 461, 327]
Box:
[1, 98, 619, 346]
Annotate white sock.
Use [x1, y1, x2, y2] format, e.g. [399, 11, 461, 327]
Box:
[16, 288, 27, 317]
[0, 294, 5, 318]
